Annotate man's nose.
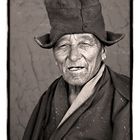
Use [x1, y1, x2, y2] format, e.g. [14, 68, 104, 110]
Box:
[68, 46, 81, 62]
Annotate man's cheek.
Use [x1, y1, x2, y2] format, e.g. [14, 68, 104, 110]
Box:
[58, 64, 66, 74]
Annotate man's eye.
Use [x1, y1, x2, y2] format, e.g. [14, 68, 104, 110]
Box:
[82, 43, 90, 45]
[56, 44, 70, 51]
[79, 43, 92, 47]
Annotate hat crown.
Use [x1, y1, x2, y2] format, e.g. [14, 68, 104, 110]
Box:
[44, 0, 105, 37]
[45, 0, 100, 8]
[45, 0, 81, 8]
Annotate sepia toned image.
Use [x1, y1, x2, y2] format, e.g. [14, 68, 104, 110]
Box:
[10, 0, 131, 140]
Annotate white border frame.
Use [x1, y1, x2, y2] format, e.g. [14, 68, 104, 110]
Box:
[0, 0, 7, 140]
[1, 1, 140, 140]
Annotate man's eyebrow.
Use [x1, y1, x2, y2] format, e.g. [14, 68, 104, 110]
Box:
[56, 38, 69, 46]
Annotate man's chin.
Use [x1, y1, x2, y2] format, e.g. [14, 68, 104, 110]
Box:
[64, 76, 87, 86]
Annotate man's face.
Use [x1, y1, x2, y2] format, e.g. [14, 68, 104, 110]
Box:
[53, 33, 104, 86]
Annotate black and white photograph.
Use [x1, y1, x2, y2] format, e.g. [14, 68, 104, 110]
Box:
[9, 0, 132, 140]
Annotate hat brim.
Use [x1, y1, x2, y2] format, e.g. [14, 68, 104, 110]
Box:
[34, 31, 125, 49]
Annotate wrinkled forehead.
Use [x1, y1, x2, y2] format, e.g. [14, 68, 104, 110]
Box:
[56, 33, 100, 44]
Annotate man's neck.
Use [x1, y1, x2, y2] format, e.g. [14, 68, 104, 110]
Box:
[68, 84, 82, 105]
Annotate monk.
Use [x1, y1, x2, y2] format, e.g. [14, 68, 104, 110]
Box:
[23, 0, 130, 140]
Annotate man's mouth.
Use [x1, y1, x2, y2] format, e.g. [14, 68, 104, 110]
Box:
[68, 66, 85, 71]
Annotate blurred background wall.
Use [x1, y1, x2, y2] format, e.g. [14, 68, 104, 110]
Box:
[10, 0, 130, 139]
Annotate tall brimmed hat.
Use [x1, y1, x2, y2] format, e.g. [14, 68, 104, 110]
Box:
[35, 0, 125, 49]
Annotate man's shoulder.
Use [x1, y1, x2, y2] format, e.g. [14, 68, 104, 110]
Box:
[48, 76, 62, 90]
[107, 67, 130, 101]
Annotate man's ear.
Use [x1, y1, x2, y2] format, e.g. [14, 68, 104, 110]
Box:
[55, 61, 58, 66]
[101, 47, 106, 61]
[52, 48, 58, 65]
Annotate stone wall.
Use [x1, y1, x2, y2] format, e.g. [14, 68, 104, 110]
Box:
[10, 0, 130, 139]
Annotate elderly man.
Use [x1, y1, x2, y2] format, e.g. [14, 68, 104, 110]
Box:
[23, 0, 130, 140]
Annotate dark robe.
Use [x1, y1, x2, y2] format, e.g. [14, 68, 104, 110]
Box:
[22, 66, 130, 140]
